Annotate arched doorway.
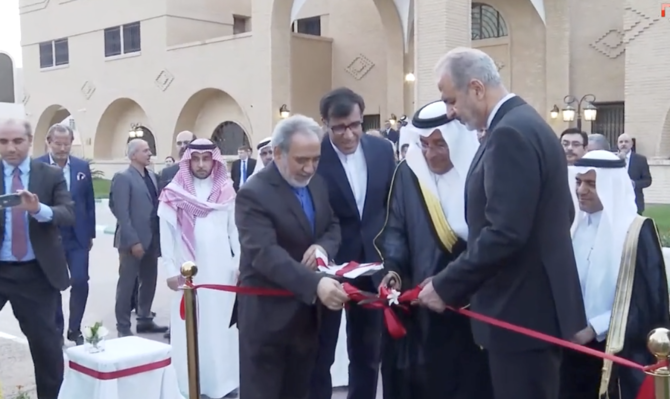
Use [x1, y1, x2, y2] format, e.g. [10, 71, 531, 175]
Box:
[0, 52, 15, 103]
[471, 3, 511, 88]
[211, 121, 250, 155]
[94, 98, 152, 160]
[173, 88, 250, 157]
[127, 125, 157, 156]
[34, 104, 73, 156]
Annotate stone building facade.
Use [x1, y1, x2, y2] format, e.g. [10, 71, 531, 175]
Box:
[17, 0, 670, 200]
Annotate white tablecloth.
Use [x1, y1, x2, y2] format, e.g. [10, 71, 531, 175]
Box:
[58, 336, 183, 399]
[332, 311, 350, 387]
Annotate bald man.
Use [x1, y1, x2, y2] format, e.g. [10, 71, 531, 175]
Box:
[617, 133, 651, 214]
[159, 131, 196, 191]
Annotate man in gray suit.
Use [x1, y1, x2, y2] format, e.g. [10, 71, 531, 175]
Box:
[111, 139, 168, 336]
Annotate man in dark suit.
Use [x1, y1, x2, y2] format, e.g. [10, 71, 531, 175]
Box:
[382, 120, 400, 145]
[234, 114, 349, 399]
[617, 133, 652, 214]
[0, 118, 75, 399]
[311, 88, 395, 399]
[158, 130, 195, 192]
[111, 138, 167, 336]
[418, 48, 587, 399]
[230, 144, 256, 191]
[35, 124, 95, 346]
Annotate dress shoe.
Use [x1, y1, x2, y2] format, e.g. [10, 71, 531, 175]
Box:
[133, 310, 157, 317]
[136, 321, 168, 334]
[117, 329, 134, 337]
[67, 330, 84, 346]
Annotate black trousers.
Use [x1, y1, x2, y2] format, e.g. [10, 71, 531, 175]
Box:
[0, 261, 64, 399]
[559, 340, 607, 399]
[309, 303, 382, 399]
[488, 346, 562, 399]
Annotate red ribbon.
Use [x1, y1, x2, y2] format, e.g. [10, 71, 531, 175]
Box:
[68, 358, 172, 380]
[178, 282, 665, 399]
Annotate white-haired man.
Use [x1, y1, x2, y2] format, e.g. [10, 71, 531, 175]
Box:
[232, 114, 347, 399]
[417, 47, 586, 399]
[110, 139, 167, 336]
[617, 133, 651, 214]
[158, 138, 240, 398]
[377, 101, 493, 399]
[560, 151, 669, 399]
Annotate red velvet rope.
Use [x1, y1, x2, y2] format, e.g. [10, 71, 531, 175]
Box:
[179, 282, 664, 399]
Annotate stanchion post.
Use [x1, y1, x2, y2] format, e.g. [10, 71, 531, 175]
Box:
[181, 261, 200, 399]
[647, 328, 670, 399]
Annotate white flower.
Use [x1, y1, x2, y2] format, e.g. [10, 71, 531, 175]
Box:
[386, 289, 400, 306]
[82, 326, 93, 339]
[97, 326, 109, 338]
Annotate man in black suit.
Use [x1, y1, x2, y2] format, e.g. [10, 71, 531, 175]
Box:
[382, 120, 399, 145]
[311, 88, 395, 399]
[158, 130, 195, 191]
[0, 118, 75, 399]
[230, 144, 256, 191]
[234, 114, 349, 399]
[617, 133, 652, 214]
[417, 48, 587, 399]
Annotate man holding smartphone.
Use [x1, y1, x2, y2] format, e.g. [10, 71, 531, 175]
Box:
[36, 123, 96, 347]
[0, 118, 75, 399]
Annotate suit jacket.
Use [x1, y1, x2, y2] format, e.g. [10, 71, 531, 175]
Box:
[432, 96, 587, 352]
[233, 162, 340, 343]
[158, 164, 179, 193]
[627, 152, 652, 213]
[383, 128, 400, 144]
[317, 134, 395, 285]
[230, 158, 257, 192]
[110, 166, 159, 252]
[35, 155, 95, 248]
[0, 160, 75, 290]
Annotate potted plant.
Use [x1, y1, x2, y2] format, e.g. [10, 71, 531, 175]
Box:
[82, 321, 109, 353]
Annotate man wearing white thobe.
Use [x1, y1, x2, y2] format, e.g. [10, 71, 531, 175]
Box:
[158, 138, 240, 398]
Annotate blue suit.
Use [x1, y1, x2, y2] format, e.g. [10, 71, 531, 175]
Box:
[310, 134, 396, 399]
[36, 154, 96, 335]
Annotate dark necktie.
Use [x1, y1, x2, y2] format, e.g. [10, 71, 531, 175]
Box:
[11, 168, 28, 260]
[241, 160, 247, 184]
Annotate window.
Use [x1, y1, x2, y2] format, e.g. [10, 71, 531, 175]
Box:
[363, 114, 380, 132]
[39, 38, 69, 68]
[233, 16, 249, 34]
[294, 17, 321, 36]
[104, 22, 141, 57]
[590, 101, 625, 149]
[471, 3, 508, 40]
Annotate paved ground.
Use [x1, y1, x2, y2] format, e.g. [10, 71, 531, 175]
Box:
[0, 202, 381, 399]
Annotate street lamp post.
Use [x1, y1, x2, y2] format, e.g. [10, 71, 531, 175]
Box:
[561, 94, 598, 131]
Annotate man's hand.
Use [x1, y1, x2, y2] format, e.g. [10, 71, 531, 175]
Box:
[166, 276, 181, 291]
[131, 243, 145, 259]
[571, 326, 596, 345]
[418, 281, 447, 312]
[380, 272, 401, 290]
[301, 244, 325, 271]
[16, 190, 40, 214]
[316, 277, 349, 311]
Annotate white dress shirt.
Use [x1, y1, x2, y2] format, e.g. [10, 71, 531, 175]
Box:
[487, 93, 516, 129]
[331, 141, 367, 217]
[572, 211, 610, 340]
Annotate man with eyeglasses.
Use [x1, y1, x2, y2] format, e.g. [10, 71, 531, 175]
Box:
[311, 87, 396, 399]
[36, 123, 95, 347]
[560, 128, 588, 166]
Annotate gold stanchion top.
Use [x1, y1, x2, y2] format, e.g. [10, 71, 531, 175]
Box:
[648, 328, 670, 360]
[181, 261, 198, 279]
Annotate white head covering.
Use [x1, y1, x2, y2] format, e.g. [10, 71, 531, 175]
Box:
[404, 100, 480, 239]
[252, 137, 272, 175]
[570, 150, 638, 327]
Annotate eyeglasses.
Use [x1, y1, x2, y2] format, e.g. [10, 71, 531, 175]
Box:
[259, 150, 272, 156]
[176, 140, 191, 146]
[419, 141, 448, 151]
[561, 141, 584, 149]
[328, 121, 363, 135]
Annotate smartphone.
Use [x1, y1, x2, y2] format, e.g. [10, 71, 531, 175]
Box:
[0, 193, 22, 209]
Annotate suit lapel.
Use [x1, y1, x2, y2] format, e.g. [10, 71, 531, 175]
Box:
[129, 166, 152, 201]
[322, 137, 358, 215]
[69, 160, 77, 193]
[28, 160, 44, 195]
[359, 136, 374, 219]
[309, 178, 327, 235]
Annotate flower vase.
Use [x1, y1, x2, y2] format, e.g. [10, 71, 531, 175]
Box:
[85, 337, 106, 354]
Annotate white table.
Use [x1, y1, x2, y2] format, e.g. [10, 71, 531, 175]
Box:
[58, 336, 183, 399]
